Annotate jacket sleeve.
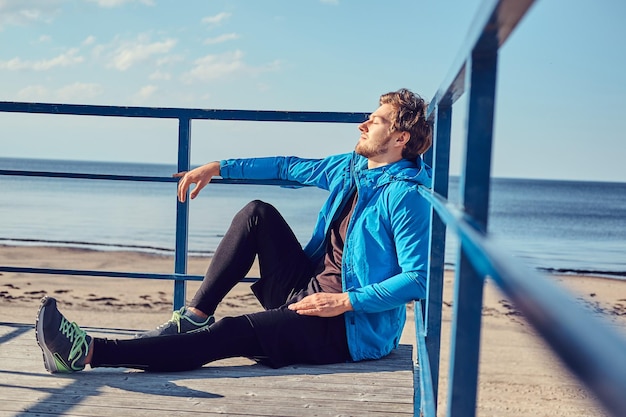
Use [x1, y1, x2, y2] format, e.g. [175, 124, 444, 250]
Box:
[220, 154, 351, 190]
[348, 187, 430, 312]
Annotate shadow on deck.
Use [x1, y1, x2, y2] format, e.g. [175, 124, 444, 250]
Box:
[0, 322, 414, 417]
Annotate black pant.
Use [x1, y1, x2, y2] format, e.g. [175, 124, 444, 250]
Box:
[190, 199, 316, 313]
[91, 201, 350, 371]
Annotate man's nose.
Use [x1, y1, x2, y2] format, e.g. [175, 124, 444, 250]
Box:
[358, 121, 368, 132]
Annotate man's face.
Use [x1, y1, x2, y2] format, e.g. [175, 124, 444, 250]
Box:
[355, 103, 396, 159]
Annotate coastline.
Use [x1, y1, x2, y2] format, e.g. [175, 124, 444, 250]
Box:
[1, 244, 625, 416]
[2, 244, 624, 316]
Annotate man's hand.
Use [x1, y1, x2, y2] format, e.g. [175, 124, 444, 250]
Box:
[173, 161, 220, 203]
[288, 293, 353, 317]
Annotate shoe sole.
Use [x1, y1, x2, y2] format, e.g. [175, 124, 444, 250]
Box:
[35, 296, 58, 373]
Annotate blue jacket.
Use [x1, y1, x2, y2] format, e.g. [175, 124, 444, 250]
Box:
[220, 152, 432, 361]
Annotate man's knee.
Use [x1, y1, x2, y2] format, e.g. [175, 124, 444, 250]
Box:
[237, 200, 277, 221]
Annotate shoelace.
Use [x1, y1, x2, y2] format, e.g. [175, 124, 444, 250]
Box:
[58, 317, 89, 362]
[154, 307, 184, 330]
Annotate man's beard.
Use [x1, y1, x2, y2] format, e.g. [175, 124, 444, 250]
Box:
[355, 136, 392, 159]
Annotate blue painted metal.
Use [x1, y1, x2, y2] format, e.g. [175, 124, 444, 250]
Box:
[414, 300, 436, 417]
[427, 0, 536, 118]
[421, 1, 536, 416]
[447, 47, 499, 417]
[0, 170, 177, 182]
[418, 186, 626, 417]
[0, 106, 361, 310]
[424, 103, 453, 409]
[0, 265, 258, 283]
[0, 169, 303, 187]
[174, 117, 192, 309]
[0, 101, 368, 123]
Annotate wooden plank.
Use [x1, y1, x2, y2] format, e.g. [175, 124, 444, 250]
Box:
[0, 323, 415, 417]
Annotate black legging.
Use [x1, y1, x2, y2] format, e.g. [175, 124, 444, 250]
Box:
[90, 201, 349, 371]
[190, 199, 316, 313]
[92, 315, 261, 372]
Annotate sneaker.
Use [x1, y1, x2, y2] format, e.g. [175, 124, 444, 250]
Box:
[35, 296, 92, 373]
[134, 307, 214, 338]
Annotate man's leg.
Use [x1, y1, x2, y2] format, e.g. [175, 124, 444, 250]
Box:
[37, 295, 264, 373]
[135, 200, 315, 338]
[190, 199, 315, 314]
[91, 316, 263, 372]
[245, 306, 350, 369]
[37, 296, 349, 373]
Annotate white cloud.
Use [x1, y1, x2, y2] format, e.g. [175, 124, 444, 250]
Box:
[0, 48, 84, 71]
[182, 50, 281, 83]
[86, 0, 155, 8]
[0, 0, 60, 31]
[0, 0, 62, 28]
[108, 37, 177, 71]
[136, 85, 158, 99]
[156, 55, 184, 67]
[202, 12, 231, 26]
[57, 82, 103, 102]
[82, 35, 96, 46]
[16, 85, 50, 101]
[38, 35, 52, 43]
[16, 82, 103, 102]
[149, 70, 171, 80]
[203, 33, 240, 45]
[183, 50, 245, 82]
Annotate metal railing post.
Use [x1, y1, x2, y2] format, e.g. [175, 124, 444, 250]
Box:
[425, 103, 452, 408]
[174, 117, 192, 310]
[447, 42, 498, 416]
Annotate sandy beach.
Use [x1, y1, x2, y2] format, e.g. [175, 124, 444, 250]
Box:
[1, 245, 625, 416]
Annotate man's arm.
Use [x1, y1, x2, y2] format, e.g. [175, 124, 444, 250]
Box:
[173, 161, 220, 203]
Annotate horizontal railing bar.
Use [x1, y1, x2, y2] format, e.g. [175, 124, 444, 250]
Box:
[0, 265, 258, 283]
[426, 0, 535, 118]
[0, 169, 304, 187]
[0, 169, 177, 182]
[0, 101, 368, 123]
[418, 186, 626, 417]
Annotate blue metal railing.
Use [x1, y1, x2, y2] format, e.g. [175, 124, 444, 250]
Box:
[2, 0, 626, 416]
[0, 106, 366, 309]
[412, 0, 626, 417]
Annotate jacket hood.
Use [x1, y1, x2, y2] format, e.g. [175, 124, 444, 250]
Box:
[352, 153, 432, 188]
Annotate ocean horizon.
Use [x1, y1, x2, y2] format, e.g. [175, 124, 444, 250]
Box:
[1, 157, 625, 279]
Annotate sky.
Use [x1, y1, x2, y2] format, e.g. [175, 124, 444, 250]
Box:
[0, 0, 625, 183]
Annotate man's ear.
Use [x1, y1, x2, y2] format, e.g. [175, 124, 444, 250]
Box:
[396, 131, 410, 146]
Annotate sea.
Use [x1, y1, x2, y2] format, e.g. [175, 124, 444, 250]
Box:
[1, 157, 625, 279]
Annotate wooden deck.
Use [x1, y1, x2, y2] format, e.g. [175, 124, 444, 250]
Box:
[0, 322, 415, 417]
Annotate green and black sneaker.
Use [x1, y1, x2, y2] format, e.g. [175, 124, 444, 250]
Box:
[134, 307, 214, 338]
[35, 296, 91, 373]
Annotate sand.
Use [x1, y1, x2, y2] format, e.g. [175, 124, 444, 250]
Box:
[1, 245, 625, 416]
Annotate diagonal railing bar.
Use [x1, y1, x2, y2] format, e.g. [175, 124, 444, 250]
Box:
[426, 0, 536, 118]
[418, 186, 626, 417]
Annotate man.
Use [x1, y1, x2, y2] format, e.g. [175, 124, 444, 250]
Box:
[35, 88, 433, 373]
